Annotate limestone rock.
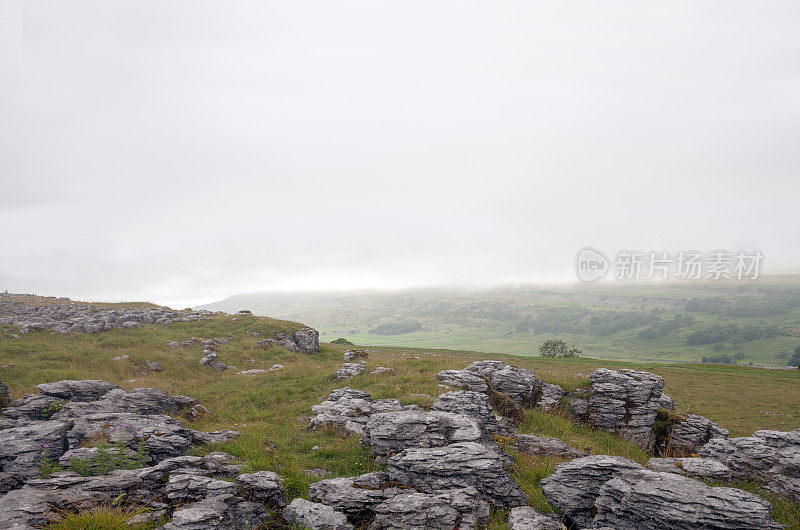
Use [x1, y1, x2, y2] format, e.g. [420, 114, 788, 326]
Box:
[647, 457, 731, 480]
[334, 363, 366, 380]
[165, 473, 238, 503]
[235, 471, 287, 508]
[435, 370, 488, 393]
[163, 494, 268, 529]
[665, 413, 729, 454]
[535, 383, 564, 410]
[540, 455, 645, 527]
[512, 434, 587, 459]
[698, 428, 800, 500]
[370, 486, 490, 530]
[507, 506, 564, 530]
[387, 441, 526, 507]
[541, 455, 783, 529]
[362, 410, 489, 458]
[308, 387, 404, 437]
[593, 468, 784, 529]
[309, 472, 405, 522]
[283, 498, 353, 530]
[587, 368, 665, 449]
[35, 380, 119, 402]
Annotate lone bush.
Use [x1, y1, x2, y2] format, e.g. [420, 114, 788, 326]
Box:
[538, 339, 581, 358]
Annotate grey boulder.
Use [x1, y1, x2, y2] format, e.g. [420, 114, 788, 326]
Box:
[334, 363, 366, 381]
[283, 498, 353, 530]
[370, 486, 490, 530]
[387, 441, 527, 507]
[507, 506, 564, 530]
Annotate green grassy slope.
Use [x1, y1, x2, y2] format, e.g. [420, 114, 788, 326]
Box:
[200, 278, 800, 366]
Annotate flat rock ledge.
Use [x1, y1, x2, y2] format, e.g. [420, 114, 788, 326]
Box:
[307, 387, 405, 437]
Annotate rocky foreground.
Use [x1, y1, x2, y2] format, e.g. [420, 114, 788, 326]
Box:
[0, 304, 798, 528]
[1, 358, 797, 527]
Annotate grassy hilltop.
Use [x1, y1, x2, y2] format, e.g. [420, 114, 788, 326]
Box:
[1, 299, 800, 527]
[200, 277, 800, 367]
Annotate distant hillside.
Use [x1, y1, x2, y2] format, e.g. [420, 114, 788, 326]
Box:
[199, 278, 800, 366]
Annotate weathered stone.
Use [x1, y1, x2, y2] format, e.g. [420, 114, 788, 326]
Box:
[660, 394, 676, 411]
[163, 494, 268, 529]
[535, 383, 564, 410]
[309, 388, 403, 437]
[698, 428, 800, 500]
[541, 455, 784, 529]
[35, 380, 119, 402]
[309, 472, 405, 522]
[363, 410, 490, 458]
[370, 486, 490, 530]
[334, 363, 366, 380]
[236, 369, 269, 376]
[432, 391, 496, 427]
[144, 360, 163, 372]
[344, 349, 369, 362]
[507, 506, 563, 530]
[235, 471, 287, 508]
[587, 369, 665, 449]
[294, 326, 320, 353]
[540, 455, 645, 527]
[388, 441, 526, 507]
[647, 457, 732, 480]
[0, 419, 72, 480]
[592, 468, 784, 529]
[435, 370, 488, 393]
[370, 367, 392, 375]
[512, 434, 587, 459]
[283, 498, 353, 530]
[665, 413, 729, 454]
[165, 473, 237, 503]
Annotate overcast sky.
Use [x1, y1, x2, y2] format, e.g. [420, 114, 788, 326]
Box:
[1, 1, 799, 307]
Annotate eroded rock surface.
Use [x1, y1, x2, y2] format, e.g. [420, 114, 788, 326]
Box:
[665, 413, 729, 455]
[387, 441, 526, 507]
[0, 296, 214, 335]
[541, 455, 783, 529]
[512, 434, 587, 459]
[507, 506, 563, 530]
[283, 498, 353, 530]
[698, 428, 800, 500]
[370, 486, 490, 530]
[585, 368, 665, 450]
[362, 410, 490, 458]
[308, 387, 404, 436]
[334, 363, 366, 380]
[647, 457, 732, 480]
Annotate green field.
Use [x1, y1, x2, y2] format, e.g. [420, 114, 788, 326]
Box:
[201, 277, 800, 367]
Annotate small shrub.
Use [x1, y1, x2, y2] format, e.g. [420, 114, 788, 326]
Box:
[40, 450, 61, 479]
[538, 339, 581, 358]
[40, 400, 63, 418]
[331, 338, 354, 345]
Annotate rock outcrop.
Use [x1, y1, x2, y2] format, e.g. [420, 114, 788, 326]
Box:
[437, 361, 542, 407]
[334, 363, 366, 380]
[362, 410, 491, 458]
[283, 498, 353, 530]
[541, 455, 783, 529]
[698, 428, 800, 500]
[663, 413, 729, 455]
[0, 296, 214, 334]
[308, 387, 404, 436]
[507, 506, 563, 530]
[647, 457, 732, 480]
[258, 326, 320, 354]
[387, 441, 527, 507]
[370, 487, 490, 530]
[584, 369, 665, 450]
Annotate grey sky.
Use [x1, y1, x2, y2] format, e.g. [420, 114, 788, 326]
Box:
[1, 1, 799, 307]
